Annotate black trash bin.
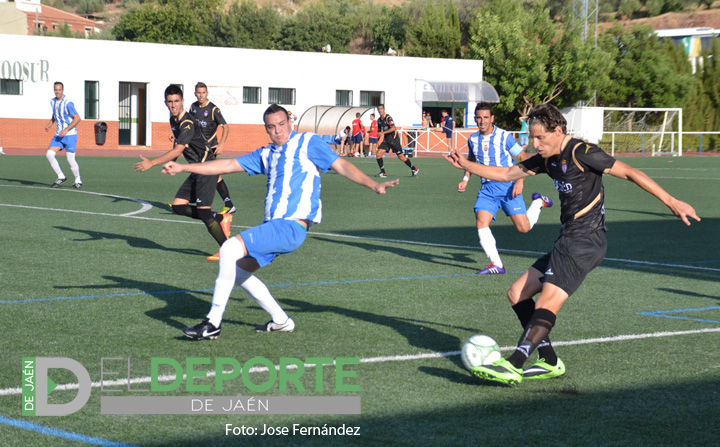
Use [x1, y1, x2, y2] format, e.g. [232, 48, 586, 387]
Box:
[94, 122, 107, 145]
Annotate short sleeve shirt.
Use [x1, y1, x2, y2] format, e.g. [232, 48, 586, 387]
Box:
[170, 112, 215, 164]
[442, 116, 454, 136]
[189, 101, 227, 146]
[377, 114, 400, 143]
[236, 131, 340, 224]
[369, 120, 378, 138]
[467, 126, 522, 184]
[519, 138, 616, 235]
[50, 95, 79, 136]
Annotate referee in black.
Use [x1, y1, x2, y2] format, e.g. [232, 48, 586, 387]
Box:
[135, 85, 232, 259]
[445, 103, 700, 386]
[189, 82, 236, 214]
[374, 104, 419, 178]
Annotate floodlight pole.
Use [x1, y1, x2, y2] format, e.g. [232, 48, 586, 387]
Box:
[572, 0, 599, 106]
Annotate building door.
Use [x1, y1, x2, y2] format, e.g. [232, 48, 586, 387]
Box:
[137, 87, 147, 146]
[119, 82, 131, 145]
[119, 82, 148, 146]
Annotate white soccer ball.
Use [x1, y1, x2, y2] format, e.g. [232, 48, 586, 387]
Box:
[461, 335, 502, 370]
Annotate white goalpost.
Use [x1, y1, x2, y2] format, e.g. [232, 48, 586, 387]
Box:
[564, 107, 683, 156]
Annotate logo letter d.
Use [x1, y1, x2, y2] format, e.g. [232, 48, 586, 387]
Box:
[36, 357, 91, 416]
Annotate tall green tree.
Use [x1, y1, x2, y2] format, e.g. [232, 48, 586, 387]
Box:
[406, 0, 461, 58]
[468, 0, 611, 119]
[212, 0, 281, 49]
[113, 0, 221, 46]
[371, 5, 408, 54]
[597, 24, 694, 108]
[276, 0, 356, 52]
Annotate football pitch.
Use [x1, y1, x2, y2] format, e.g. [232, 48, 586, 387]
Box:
[0, 154, 719, 446]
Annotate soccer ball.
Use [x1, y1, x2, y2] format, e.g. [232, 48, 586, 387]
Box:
[461, 335, 501, 370]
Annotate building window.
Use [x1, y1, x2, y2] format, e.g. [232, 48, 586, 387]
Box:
[85, 81, 99, 119]
[336, 90, 352, 106]
[0, 79, 22, 95]
[243, 86, 261, 104]
[269, 87, 295, 105]
[360, 90, 384, 107]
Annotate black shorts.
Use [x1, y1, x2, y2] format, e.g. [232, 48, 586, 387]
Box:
[175, 173, 219, 207]
[379, 138, 403, 154]
[531, 229, 607, 297]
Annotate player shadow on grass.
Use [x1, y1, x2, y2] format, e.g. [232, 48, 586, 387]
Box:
[58, 275, 248, 332]
[656, 287, 720, 300]
[311, 236, 477, 270]
[0, 177, 52, 187]
[54, 226, 208, 257]
[279, 298, 467, 370]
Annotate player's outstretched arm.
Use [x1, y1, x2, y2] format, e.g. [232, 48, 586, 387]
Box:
[609, 160, 701, 226]
[444, 151, 527, 183]
[134, 144, 185, 172]
[330, 157, 399, 194]
[162, 158, 244, 177]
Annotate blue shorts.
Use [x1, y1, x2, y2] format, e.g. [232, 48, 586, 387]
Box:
[369, 137, 378, 144]
[519, 134, 529, 146]
[239, 219, 307, 267]
[49, 135, 78, 153]
[474, 181, 527, 220]
[351, 133, 363, 144]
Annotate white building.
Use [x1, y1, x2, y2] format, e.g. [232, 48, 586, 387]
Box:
[0, 34, 495, 152]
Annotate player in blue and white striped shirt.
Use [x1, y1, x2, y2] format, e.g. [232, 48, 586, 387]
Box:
[44, 82, 82, 188]
[459, 102, 553, 275]
[161, 104, 399, 340]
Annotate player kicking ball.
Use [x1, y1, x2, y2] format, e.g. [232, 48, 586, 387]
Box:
[445, 103, 699, 385]
[162, 105, 399, 340]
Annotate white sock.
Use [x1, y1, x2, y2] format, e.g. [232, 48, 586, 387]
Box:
[206, 237, 245, 327]
[478, 227, 502, 267]
[46, 150, 65, 178]
[66, 152, 81, 183]
[236, 269, 289, 324]
[526, 199, 544, 229]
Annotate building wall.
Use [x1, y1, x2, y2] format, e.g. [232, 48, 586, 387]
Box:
[0, 34, 484, 153]
[0, 4, 28, 35]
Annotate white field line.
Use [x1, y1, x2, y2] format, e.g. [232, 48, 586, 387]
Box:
[0, 185, 152, 217]
[2, 327, 719, 397]
[2, 198, 719, 273]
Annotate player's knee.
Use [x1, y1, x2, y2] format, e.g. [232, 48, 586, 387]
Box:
[516, 222, 531, 233]
[219, 236, 244, 258]
[170, 204, 188, 216]
[507, 286, 522, 305]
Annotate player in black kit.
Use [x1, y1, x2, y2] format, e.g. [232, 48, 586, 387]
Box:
[374, 104, 419, 178]
[445, 103, 699, 386]
[189, 82, 235, 214]
[135, 85, 232, 259]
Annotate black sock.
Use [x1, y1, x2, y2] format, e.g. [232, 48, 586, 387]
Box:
[403, 158, 414, 169]
[508, 308, 557, 369]
[197, 208, 227, 246]
[216, 179, 233, 208]
[511, 300, 557, 365]
[170, 204, 199, 219]
[376, 158, 385, 172]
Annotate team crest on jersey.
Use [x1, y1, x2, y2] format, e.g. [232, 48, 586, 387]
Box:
[204, 110, 209, 117]
[561, 159, 567, 173]
[483, 143, 489, 152]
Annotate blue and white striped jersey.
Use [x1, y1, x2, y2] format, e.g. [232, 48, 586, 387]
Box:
[236, 132, 340, 224]
[467, 126, 523, 183]
[50, 95, 79, 136]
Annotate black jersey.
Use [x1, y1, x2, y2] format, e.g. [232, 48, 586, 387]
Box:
[189, 101, 227, 147]
[377, 114, 400, 143]
[170, 112, 215, 164]
[519, 138, 616, 235]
